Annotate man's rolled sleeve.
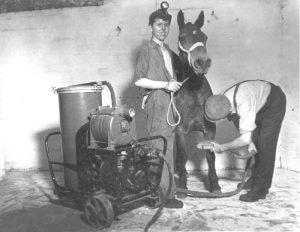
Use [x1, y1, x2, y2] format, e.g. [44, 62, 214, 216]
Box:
[134, 46, 149, 83]
[239, 107, 257, 134]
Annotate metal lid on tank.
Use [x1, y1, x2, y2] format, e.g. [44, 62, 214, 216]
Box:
[54, 83, 103, 94]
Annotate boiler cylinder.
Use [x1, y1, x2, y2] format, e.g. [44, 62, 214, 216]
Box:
[56, 84, 103, 191]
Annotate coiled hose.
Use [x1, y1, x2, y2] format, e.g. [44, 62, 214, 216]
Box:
[175, 150, 255, 198]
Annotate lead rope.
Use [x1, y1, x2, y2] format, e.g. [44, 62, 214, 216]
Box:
[166, 77, 190, 127]
[167, 91, 181, 127]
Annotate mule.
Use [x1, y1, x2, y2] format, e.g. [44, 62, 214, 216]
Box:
[174, 10, 221, 197]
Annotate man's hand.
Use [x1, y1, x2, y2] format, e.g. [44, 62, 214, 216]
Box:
[165, 80, 182, 92]
[197, 141, 214, 150]
[209, 141, 224, 153]
[197, 141, 224, 153]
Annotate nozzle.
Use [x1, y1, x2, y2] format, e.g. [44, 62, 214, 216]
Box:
[197, 142, 214, 150]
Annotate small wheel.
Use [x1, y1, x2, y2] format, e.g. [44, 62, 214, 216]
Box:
[84, 194, 115, 228]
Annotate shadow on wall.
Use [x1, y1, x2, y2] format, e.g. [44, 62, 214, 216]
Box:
[34, 127, 63, 171]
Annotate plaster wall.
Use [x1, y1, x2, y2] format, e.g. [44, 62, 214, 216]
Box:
[0, 0, 298, 173]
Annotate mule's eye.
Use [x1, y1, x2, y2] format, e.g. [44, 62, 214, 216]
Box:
[192, 30, 197, 35]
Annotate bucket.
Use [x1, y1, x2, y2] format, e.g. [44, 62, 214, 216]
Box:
[56, 84, 103, 190]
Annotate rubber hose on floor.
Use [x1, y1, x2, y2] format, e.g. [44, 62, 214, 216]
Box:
[144, 155, 173, 232]
[175, 155, 253, 198]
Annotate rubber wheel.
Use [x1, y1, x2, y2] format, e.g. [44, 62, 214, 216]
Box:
[84, 194, 115, 228]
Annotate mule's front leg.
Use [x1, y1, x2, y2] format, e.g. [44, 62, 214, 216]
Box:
[203, 121, 221, 193]
[175, 127, 188, 198]
[205, 150, 221, 192]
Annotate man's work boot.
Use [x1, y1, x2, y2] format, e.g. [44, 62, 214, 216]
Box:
[164, 199, 183, 208]
[176, 173, 188, 199]
[176, 190, 187, 199]
[237, 177, 254, 190]
[239, 189, 269, 202]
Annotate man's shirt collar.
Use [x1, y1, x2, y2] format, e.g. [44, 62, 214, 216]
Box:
[152, 36, 163, 47]
[150, 37, 170, 51]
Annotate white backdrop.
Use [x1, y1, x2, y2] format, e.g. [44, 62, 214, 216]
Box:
[0, 0, 298, 175]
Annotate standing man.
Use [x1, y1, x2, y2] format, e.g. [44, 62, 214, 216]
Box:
[203, 80, 286, 202]
[134, 2, 183, 208]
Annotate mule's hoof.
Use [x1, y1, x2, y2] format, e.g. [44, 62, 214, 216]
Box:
[212, 189, 222, 194]
[164, 199, 184, 208]
[176, 192, 187, 199]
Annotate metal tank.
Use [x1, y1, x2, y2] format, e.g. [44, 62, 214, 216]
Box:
[55, 83, 103, 191]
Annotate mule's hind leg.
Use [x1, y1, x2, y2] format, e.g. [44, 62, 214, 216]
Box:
[175, 127, 188, 198]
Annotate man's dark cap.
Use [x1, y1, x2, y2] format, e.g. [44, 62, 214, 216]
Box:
[204, 95, 231, 122]
[149, 1, 172, 25]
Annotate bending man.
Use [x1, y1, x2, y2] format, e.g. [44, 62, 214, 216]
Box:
[204, 80, 286, 202]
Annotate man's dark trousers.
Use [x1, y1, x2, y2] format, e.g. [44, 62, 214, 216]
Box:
[251, 83, 286, 192]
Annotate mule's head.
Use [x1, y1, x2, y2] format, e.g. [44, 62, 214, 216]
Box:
[177, 10, 211, 75]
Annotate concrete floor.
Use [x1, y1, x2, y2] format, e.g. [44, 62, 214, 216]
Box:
[0, 168, 299, 232]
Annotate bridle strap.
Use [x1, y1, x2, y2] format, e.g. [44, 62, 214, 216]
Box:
[178, 41, 205, 65]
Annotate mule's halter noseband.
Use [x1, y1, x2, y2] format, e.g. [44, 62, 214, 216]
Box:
[178, 41, 205, 66]
[166, 41, 204, 127]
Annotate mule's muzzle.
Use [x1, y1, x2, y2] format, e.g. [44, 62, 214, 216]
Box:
[194, 58, 211, 69]
[188, 46, 212, 74]
[193, 57, 212, 74]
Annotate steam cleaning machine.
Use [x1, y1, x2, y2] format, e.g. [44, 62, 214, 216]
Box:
[45, 81, 170, 230]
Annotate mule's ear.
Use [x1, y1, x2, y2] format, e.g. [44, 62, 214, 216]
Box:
[195, 11, 204, 28]
[177, 10, 185, 28]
